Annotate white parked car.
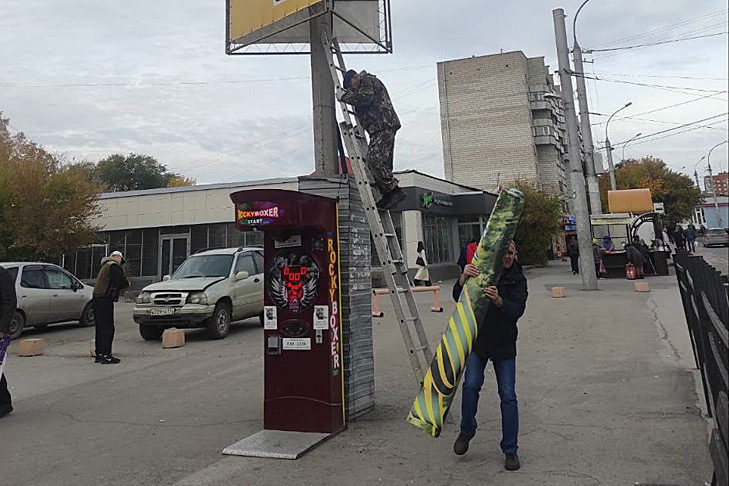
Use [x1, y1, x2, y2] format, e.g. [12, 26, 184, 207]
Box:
[0, 262, 95, 339]
[133, 247, 264, 340]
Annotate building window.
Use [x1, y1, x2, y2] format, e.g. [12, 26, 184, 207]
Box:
[227, 223, 247, 248]
[142, 229, 159, 277]
[209, 224, 227, 249]
[191, 225, 208, 254]
[125, 229, 143, 278]
[423, 213, 452, 265]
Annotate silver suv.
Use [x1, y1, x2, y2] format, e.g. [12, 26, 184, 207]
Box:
[133, 247, 264, 340]
[0, 262, 95, 339]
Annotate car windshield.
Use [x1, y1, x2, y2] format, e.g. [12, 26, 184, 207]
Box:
[172, 255, 234, 279]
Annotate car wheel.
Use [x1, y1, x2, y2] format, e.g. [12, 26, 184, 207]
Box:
[139, 325, 164, 341]
[206, 302, 231, 340]
[9, 311, 25, 340]
[79, 303, 95, 327]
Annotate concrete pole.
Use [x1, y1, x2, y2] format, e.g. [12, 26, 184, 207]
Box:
[605, 138, 617, 191]
[553, 8, 598, 290]
[694, 170, 701, 189]
[572, 44, 602, 215]
[310, 13, 339, 176]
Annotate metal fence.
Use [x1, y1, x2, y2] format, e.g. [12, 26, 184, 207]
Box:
[674, 252, 728, 486]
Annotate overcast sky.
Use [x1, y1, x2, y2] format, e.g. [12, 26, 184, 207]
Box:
[1, 0, 727, 187]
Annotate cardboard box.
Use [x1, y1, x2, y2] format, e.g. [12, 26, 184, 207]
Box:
[162, 328, 185, 349]
[551, 287, 566, 298]
[18, 338, 45, 357]
[635, 282, 650, 292]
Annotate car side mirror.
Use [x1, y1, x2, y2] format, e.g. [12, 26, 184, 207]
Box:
[162, 275, 171, 281]
[235, 271, 249, 281]
[72, 281, 82, 292]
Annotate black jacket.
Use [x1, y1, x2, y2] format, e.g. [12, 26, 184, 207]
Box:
[452, 262, 528, 360]
[0, 266, 18, 334]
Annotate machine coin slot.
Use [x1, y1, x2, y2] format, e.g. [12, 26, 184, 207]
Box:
[316, 329, 323, 344]
[267, 335, 282, 356]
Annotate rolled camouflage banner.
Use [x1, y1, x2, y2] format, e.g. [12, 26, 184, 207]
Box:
[407, 188, 524, 437]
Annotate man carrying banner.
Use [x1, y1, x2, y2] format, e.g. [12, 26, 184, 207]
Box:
[452, 241, 528, 471]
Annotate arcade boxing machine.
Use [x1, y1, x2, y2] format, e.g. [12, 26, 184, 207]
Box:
[223, 189, 345, 459]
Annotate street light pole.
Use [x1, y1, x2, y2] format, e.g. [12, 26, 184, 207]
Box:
[621, 132, 642, 162]
[693, 156, 706, 189]
[572, 0, 602, 215]
[707, 140, 728, 227]
[554, 8, 598, 290]
[605, 102, 632, 191]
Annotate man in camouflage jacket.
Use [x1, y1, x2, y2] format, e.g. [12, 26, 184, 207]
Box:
[340, 70, 406, 209]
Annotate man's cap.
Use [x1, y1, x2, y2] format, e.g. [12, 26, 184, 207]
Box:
[343, 70, 357, 89]
[110, 250, 125, 262]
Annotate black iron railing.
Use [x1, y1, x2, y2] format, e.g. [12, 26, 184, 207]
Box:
[674, 252, 728, 486]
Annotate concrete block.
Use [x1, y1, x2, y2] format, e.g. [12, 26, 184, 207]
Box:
[89, 340, 95, 357]
[551, 287, 566, 298]
[162, 328, 185, 349]
[635, 281, 650, 292]
[18, 338, 45, 357]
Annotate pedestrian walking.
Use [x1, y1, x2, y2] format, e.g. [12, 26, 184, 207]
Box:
[452, 241, 528, 471]
[673, 225, 685, 252]
[567, 239, 579, 275]
[458, 238, 478, 271]
[340, 69, 406, 209]
[0, 264, 18, 418]
[684, 225, 697, 253]
[92, 251, 129, 364]
[412, 241, 432, 287]
[593, 239, 605, 278]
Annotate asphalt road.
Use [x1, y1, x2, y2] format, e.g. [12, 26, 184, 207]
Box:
[695, 243, 728, 275]
[1, 265, 714, 485]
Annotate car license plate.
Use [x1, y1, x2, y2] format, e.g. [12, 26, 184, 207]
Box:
[151, 307, 176, 316]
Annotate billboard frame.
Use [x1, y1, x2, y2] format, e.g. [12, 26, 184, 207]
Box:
[226, 0, 392, 55]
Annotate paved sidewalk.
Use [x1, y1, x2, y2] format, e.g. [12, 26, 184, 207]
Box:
[2, 261, 712, 485]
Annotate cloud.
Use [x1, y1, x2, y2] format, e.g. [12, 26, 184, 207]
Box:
[0, 0, 726, 187]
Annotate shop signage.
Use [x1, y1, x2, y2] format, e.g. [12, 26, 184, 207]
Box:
[327, 236, 341, 376]
[236, 201, 283, 226]
[422, 192, 454, 210]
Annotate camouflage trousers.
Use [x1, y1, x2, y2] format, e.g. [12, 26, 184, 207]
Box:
[366, 129, 399, 195]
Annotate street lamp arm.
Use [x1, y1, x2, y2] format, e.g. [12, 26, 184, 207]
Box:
[573, 0, 594, 46]
[606, 102, 632, 141]
[707, 139, 728, 166]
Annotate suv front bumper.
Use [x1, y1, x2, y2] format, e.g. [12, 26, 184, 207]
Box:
[133, 304, 216, 327]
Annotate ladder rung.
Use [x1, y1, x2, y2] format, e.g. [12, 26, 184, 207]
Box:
[384, 232, 395, 238]
[410, 345, 428, 353]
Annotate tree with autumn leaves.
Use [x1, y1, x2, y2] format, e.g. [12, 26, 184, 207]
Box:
[599, 156, 702, 224]
[0, 113, 102, 261]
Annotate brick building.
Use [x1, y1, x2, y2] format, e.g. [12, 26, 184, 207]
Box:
[437, 51, 569, 198]
[704, 172, 728, 196]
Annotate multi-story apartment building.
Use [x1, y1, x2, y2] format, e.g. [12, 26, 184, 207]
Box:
[437, 51, 569, 198]
[704, 172, 728, 196]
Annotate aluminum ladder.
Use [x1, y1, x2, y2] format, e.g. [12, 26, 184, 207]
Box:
[321, 32, 433, 384]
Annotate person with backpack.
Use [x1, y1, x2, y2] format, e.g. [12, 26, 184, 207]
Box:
[92, 251, 129, 364]
[412, 241, 432, 287]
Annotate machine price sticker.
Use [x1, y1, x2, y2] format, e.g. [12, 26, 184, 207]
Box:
[282, 338, 311, 350]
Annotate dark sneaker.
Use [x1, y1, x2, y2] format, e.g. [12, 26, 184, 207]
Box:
[0, 404, 13, 419]
[96, 354, 121, 364]
[453, 432, 474, 456]
[504, 452, 520, 471]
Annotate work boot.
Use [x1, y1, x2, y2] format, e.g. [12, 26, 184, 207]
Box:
[0, 404, 13, 419]
[95, 354, 121, 364]
[504, 452, 521, 471]
[453, 432, 474, 456]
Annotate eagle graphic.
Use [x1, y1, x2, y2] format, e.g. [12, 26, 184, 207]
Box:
[269, 252, 320, 312]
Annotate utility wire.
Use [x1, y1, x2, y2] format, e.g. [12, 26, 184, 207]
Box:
[591, 91, 726, 125]
[595, 72, 728, 82]
[611, 113, 728, 145]
[596, 8, 728, 48]
[622, 118, 728, 147]
[576, 73, 728, 97]
[585, 31, 728, 53]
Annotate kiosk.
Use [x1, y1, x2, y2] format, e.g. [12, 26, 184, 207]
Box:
[229, 189, 345, 436]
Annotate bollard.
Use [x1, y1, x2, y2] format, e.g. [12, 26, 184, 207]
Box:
[162, 328, 185, 348]
[372, 286, 443, 317]
[634, 281, 650, 292]
[18, 338, 45, 357]
[551, 287, 566, 298]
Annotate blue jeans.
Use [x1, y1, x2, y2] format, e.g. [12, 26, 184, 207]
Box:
[460, 353, 518, 454]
